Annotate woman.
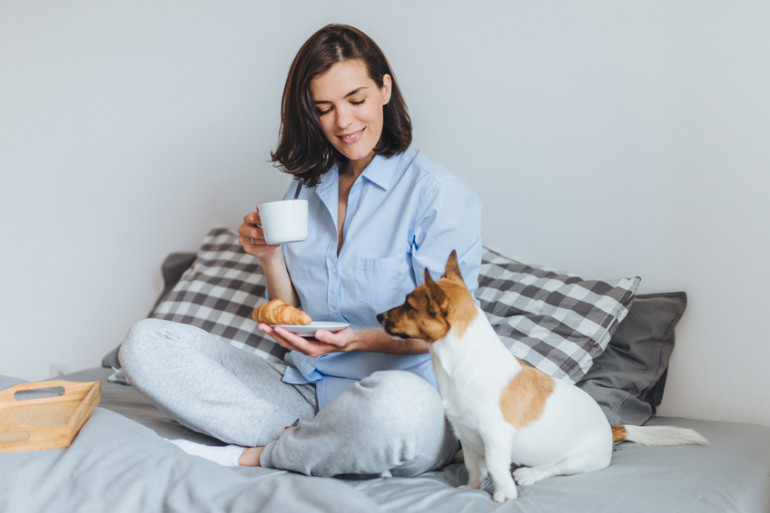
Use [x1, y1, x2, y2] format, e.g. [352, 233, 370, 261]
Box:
[120, 24, 482, 477]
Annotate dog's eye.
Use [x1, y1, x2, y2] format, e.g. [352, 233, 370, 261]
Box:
[404, 302, 414, 311]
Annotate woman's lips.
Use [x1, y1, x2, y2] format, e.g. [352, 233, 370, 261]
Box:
[338, 128, 364, 144]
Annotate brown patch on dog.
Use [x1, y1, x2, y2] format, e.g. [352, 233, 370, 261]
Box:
[499, 364, 555, 429]
[611, 425, 627, 442]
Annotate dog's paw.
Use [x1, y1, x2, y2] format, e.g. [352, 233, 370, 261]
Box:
[513, 467, 541, 486]
[492, 486, 518, 502]
[489, 477, 518, 502]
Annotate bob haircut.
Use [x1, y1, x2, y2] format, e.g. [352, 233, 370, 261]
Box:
[271, 24, 412, 186]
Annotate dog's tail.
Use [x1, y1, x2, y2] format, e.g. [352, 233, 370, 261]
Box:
[612, 425, 709, 446]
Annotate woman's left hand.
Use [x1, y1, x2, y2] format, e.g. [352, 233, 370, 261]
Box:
[258, 324, 357, 357]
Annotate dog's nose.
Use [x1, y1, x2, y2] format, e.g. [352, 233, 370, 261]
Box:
[376, 313, 384, 323]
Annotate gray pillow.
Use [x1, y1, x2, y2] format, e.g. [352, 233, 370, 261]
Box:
[577, 292, 687, 425]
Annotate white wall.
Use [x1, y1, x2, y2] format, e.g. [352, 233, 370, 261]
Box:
[2, 1, 769, 426]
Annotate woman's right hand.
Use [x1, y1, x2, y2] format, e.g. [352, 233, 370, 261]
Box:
[238, 209, 280, 259]
[239, 208, 300, 306]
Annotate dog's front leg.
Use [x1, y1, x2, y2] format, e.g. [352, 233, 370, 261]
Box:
[482, 430, 517, 502]
[458, 444, 487, 489]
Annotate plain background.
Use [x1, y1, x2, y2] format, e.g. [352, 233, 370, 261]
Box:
[2, 1, 768, 427]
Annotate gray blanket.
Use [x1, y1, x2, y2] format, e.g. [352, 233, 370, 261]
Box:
[2, 370, 769, 513]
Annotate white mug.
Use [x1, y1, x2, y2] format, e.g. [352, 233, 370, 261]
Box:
[258, 199, 308, 245]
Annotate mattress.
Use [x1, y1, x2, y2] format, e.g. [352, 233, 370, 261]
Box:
[2, 367, 769, 513]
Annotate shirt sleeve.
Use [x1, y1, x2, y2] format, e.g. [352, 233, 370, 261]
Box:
[411, 175, 483, 295]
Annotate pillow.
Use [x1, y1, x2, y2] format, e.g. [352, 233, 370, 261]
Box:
[121, 227, 285, 365]
[577, 292, 687, 425]
[476, 248, 640, 384]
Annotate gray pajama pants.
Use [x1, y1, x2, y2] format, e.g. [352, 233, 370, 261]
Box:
[118, 318, 458, 477]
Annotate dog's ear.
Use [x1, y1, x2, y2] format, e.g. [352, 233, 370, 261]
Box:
[442, 250, 464, 283]
[424, 267, 433, 286]
[424, 268, 448, 313]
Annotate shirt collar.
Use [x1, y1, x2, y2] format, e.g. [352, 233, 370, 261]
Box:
[316, 153, 399, 195]
[358, 153, 396, 191]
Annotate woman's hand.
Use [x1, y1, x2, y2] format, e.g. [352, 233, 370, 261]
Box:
[238, 209, 280, 260]
[257, 324, 429, 357]
[258, 324, 357, 358]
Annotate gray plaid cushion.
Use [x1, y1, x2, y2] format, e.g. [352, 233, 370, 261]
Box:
[477, 248, 640, 383]
[150, 227, 286, 363]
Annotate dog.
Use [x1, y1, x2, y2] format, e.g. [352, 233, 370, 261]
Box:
[378, 250, 708, 502]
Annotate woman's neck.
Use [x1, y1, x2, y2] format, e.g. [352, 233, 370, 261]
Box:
[341, 151, 376, 181]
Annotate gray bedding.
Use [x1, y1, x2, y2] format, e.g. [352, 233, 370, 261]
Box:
[2, 368, 770, 513]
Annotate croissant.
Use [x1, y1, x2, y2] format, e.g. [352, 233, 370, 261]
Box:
[252, 299, 312, 325]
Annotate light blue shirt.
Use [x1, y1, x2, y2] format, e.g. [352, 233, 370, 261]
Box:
[280, 147, 482, 408]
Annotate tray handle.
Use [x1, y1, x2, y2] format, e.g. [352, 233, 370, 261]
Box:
[0, 380, 90, 402]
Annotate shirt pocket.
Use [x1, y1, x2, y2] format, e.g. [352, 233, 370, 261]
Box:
[353, 256, 411, 309]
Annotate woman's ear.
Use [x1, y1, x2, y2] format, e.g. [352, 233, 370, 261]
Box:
[381, 74, 392, 105]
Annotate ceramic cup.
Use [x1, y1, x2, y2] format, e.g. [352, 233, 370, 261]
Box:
[258, 199, 308, 245]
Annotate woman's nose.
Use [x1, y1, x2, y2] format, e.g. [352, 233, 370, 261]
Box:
[335, 105, 353, 129]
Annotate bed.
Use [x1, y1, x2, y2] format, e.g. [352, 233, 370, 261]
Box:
[2, 227, 769, 513]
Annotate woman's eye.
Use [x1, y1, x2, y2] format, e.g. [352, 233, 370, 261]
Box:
[316, 107, 332, 116]
[351, 99, 365, 106]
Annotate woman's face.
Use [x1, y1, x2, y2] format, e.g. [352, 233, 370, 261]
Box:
[310, 58, 392, 172]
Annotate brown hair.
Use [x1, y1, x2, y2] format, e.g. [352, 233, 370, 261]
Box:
[271, 24, 412, 186]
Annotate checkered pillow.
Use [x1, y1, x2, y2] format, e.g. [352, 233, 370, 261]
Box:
[477, 248, 640, 383]
[148, 228, 639, 382]
[149, 227, 285, 363]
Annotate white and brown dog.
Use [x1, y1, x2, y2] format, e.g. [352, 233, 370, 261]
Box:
[378, 251, 707, 502]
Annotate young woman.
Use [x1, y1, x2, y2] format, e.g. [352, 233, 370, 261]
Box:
[120, 24, 482, 477]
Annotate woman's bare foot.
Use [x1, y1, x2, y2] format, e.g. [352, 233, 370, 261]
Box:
[238, 446, 264, 466]
[238, 424, 297, 466]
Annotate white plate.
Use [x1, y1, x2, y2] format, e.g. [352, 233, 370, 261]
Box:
[273, 321, 350, 337]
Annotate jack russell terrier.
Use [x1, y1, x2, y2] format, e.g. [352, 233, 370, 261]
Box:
[378, 251, 707, 502]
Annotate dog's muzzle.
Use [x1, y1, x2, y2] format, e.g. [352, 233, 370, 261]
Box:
[378, 313, 411, 339]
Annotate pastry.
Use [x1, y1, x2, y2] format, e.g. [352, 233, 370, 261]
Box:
[252, 299, 312, 325]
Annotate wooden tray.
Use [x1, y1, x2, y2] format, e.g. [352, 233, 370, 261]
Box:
[0, 380, 101, 452]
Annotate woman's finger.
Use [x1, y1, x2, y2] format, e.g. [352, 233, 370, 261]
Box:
[313, 328, 352, 348]
[264, 325, 338, 357]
